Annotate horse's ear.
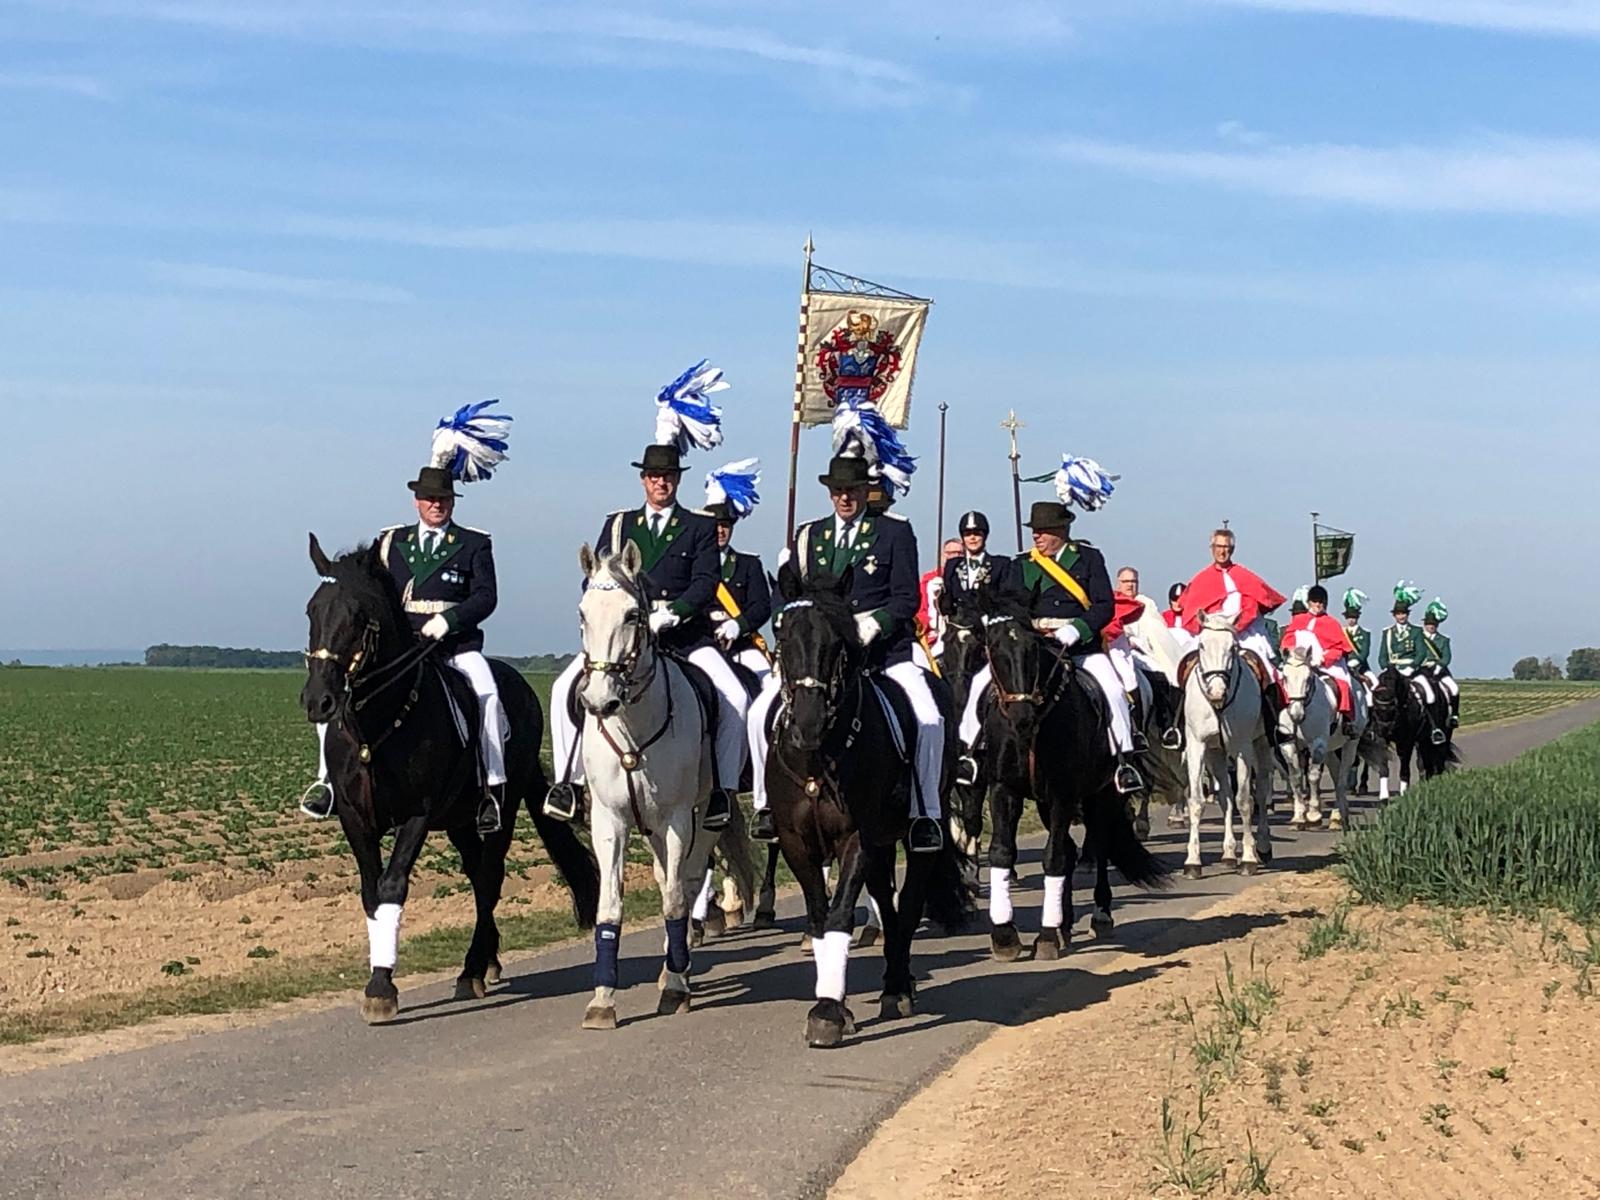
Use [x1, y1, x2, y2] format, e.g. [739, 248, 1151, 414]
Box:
[309, 533, 332, 577]
[776, 559, 803, 603]
[578, 542, 597, 579]
[618, 539, 643, 577]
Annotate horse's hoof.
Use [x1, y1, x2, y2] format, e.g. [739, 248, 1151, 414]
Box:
[991, 923, 1023, 962]
[657, 988, 692, 1016]
[1289, 819, 1305, 832]
[1258, 844, 1273, 864]
[1239, 861, 1260, 876]
[806, 1017, 845, 1048]
[484, 960, 502, 986]
[1182, 864, 1203, 880]
[690, 920, 705, 949]
[855, 925, 881, 950]
[360, 995, 399, 1025]
[799, 932, 814, 956]
[1134, 818, 1150, 841]
[753, 908, 777, 931]
[1033, 928, 1067, 961]
[704, 908, 727, 938]
[1090, 910, 1114, 935]
[1220, 853, 1238, 867]
[452, 977, 486, 1001]
[879, 992, 915, 1020]
[723, 903, 745, 930]
[582, 1005, 618, 1031]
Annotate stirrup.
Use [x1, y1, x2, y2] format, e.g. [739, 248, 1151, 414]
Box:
[907, 815, 943, 854]
[476, 785, 504, 836]
[299, 781, 334, 819]
[1159, 727, 1183, 751]
[542, 782, 581, 822]
[1114, 764, 1144, 795]
[1430, 729, 1447, 746]
[751, 808, 779, 843]
[954, 754, 980, 788]
[1131, 730, 1150, 753]
[703, 789, 733, 832]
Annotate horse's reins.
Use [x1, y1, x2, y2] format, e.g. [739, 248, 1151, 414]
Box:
[306, 619, 441, 764]
[981, 616, 1078, 797]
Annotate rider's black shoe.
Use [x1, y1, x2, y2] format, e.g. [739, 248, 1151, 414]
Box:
[703, 788, 733, 832]
[542, 781, 582, 822]
[954, 754, 981, 788]
[1159, 727, 1183, 751]
[751, 808, 779, 843]
[476, 784, 504, 836]
[299, 780, 334, 820]
[907, 816, 943, 854]
[1114, 761, 1145, 795]
[1448, 713, 1460, 728]
[1131, 730, 1150, 753]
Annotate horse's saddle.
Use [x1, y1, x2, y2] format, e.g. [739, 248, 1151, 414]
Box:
[1175, 647, 1273, 693]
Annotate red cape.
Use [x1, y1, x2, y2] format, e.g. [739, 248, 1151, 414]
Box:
[1181, 562, 1286, 634]
[1103, 594, 1146, 644]
[1280, 611, 1354, 664]
[916, 568, 942, 636]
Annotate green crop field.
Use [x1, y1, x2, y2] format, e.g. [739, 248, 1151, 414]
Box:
[0, 667, 557, 888]
[1457, 679, 1600, 727]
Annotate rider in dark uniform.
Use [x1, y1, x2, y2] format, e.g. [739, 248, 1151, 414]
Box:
[706, 500, 773, 680]
[941, 510, 1015, 607]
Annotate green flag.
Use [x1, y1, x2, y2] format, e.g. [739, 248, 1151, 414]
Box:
[1315, 530, 1355, 581]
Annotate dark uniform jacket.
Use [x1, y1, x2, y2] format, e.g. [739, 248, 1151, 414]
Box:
[1347, 623, 1373, 674]
[379, 522, 497, 654]
[797, 511, 920, 666]
[715, 546, 773, 653]
[1006, 540, 1114, 653]
[1422, 630, 1452, 671]
[941, 551, 1015, 607]
[597, 505, 720, 653]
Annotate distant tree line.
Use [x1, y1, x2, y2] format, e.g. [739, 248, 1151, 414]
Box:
[141, 645, 572, 671]
[1511, 648, 1600, 681]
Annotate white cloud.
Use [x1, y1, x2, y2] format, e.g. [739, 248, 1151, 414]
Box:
[0, 71, 113, 100]
[1043, 133, 1600, 215]
[1200, 0, 1600, 39]
[147, 261, 415, 304]
[1216, 119, 1273, 146]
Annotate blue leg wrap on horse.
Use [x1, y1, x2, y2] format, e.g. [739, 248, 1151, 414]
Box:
[665, 916, 691, 975]
[594, 922, 621, 989]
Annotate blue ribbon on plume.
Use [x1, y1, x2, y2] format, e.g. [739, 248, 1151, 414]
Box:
[654, 359, 728, 453]
[1054, 453, 1118, 511]
[831, 399, 917, 497]
[431, 400, 513, 483]
[705, 458, 761, 518]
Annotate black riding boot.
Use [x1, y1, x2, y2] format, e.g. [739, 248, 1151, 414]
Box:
[908, 815, 943, 854]
[752, 807, 779, 843]
[477, 783, 505, 836]
[542, 781, 584, 822]
[704, 788, 733, 832]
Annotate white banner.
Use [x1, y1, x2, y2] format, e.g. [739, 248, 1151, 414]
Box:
[799, 292, 928, 430]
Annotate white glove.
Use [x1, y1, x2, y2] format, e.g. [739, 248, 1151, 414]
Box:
[648, 610, 681, 635]
[715, 618, 740, 648]
[776, 547, 792, 568]
[1053, 624, 1082, 647]
[420, 615, 450, 641]
[854, 614, 881, 646]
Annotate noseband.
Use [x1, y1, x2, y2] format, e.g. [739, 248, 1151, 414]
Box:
[984, 615, 1049, 712]
[580, 600, 658, 704]
[305, 611, 436, 763]
[1197, 636, 1243, 710]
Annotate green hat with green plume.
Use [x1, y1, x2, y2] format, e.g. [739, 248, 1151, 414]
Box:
[1424, 598, 1448, 624]
[1393, 580, 1423, 613]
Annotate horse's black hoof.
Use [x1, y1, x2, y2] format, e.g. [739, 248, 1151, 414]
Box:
[690, 920, 705, 949]
[805, 999, 853, 1047]
[855, 925, 881, 950]
[1134, 818, 1150, 840]
[879, 992, 914, 1020]
[704, 906, 727, 938]
[582, 1004, 617, 1031]
[485, 960, 502, 986]
[991, 923, 1023, 962]
[1182, 864, 1203, 880]
[1258, 843, 1274, 863]
[453, 977, 486, 1001]
[360, 995, 399, 1025]
[752, 908, 777, 930]
[1090, 909, 1114, 935]
[658, 988, 692, 1016]
[1033, 927, 1067, 961]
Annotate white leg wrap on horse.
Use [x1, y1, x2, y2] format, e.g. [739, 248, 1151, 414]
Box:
[813, 930, 851, 1001]
[1042, 874, 1067, 929]
[367, 903, 402, 970]
[747, 677, 781, 811]
[959, 666, 992, 747]
[884, 660, 944, 821]
[687, 645, 751, 787]
[1081, 653, 1135, 753]
[692, 868, 715, 921]
[315, 721, 329, 781]
[449, 650, 507, 785]
[1379, 777, 1390, 800]
[989, 867, 1014, 925]
[548, 654, 586, 786]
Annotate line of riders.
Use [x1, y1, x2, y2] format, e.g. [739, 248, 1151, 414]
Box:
[299, 445, 1463, 843]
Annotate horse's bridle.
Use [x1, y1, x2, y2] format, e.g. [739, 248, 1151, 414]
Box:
[305, 614, 438, 763]
[1197, 634, 1243, 711]
[983, 615, 1053, 713]
[773, 601, 865, 799]
[580, 599, 659, 705]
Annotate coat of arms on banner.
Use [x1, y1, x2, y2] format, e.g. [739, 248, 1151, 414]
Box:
[815, 312, 904, 408]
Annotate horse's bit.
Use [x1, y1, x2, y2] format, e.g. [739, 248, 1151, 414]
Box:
[305, 617, 437, 763]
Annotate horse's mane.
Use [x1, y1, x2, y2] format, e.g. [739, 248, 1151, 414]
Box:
[589, 548, 650, 609]
[326, 542, 407, 631]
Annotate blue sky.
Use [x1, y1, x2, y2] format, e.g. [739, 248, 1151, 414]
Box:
[5, 0, 1597, 675]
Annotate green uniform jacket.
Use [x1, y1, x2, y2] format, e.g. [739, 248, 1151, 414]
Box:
[1379, 623, 1429, 672]
[1422, 630, 1452, 669]
[1347, 624, 1372, 674]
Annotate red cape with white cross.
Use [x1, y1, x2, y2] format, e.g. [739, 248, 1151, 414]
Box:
[1179, 562, 1287, 634]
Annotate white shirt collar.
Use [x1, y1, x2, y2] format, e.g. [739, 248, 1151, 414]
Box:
[418, 520, 449, 544]
[645, 502, 675, 525]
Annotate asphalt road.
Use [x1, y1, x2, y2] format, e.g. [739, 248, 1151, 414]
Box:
[2, 701, 1594, 1200]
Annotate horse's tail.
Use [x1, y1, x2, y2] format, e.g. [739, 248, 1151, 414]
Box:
[1088, 788, 1173, 890]
[923, 834, 972, 932]
[716, 803, 760, 916]
[1356, 730, 1389, 774]
[527, 808, 601, 930]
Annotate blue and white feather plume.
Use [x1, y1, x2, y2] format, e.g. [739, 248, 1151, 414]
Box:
[431, 399, 513, 483]
[705, 458, 762, 518]
[1054, 453, 1118, 511]
[831, 399, 917, 497]
[654, 359, 729, 453]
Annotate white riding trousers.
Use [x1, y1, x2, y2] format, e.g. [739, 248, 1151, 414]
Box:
[959, 652, 1135, 755]
[749, 661, 943, 822]
[732, 646, 773, 684]
[549, 647, 750, 789]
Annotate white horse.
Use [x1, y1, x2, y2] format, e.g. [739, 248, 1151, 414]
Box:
[1280, 649, 1385, 830]
[576, 542, 718, 1030]
[1181, 613, 1273, 877]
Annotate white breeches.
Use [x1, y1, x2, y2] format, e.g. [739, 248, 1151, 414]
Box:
[959, 653, 1134, 754]
[1107, 638, 1139, 694]
[1437, 673, 1459, 699]
[550, 646, 749, 790]
[732, 646, 773, 684]
[1396, 668, 1436, 704]
[750, 661, 942, 821]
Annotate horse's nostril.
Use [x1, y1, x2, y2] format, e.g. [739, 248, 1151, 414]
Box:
[600, 700, 621, 717]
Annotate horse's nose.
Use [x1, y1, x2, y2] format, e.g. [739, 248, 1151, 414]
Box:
[309, 691, 337, 720]
[599, 698, 622, 717]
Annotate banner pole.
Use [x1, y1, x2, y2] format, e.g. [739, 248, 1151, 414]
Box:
[1311, 511, 1320, 584]
[784, 235, 815, 551]
[935, 400, 949, 567]
[1002, 409, 1025, 553]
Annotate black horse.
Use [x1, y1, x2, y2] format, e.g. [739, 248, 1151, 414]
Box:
[766, 563, 967, 1048]
[301, 535, 600, 1023]
[937, 589, 992, 860]
[1373, 666, 1459, 791]
[976, 595, 1170, 961]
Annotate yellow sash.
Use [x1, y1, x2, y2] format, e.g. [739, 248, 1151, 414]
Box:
[716, 582, 770, 658]
[1030, 549, 1091, 609]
